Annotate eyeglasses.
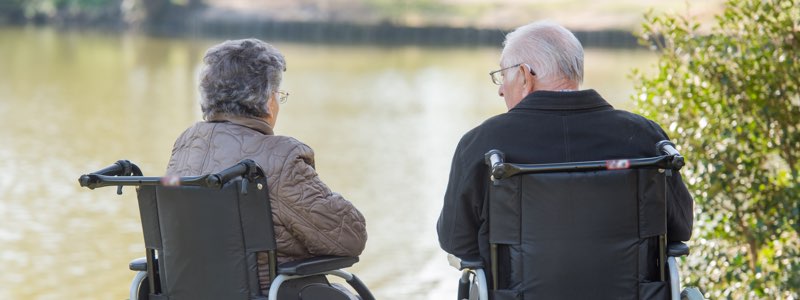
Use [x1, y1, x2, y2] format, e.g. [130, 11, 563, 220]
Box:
[489, 63, 536, 85]
[276, 90, 289, 104]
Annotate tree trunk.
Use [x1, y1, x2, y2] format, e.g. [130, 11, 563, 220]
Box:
[735, 206, 759, 271]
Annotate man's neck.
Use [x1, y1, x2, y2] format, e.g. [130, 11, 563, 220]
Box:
[535, 79, 579, 92]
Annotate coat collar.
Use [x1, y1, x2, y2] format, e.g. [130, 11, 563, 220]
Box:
[512, 89, 613, 112]
[207, 114, 274, 135]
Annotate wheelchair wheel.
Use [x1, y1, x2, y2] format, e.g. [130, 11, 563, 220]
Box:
[129, 271, 148, 300]
[681, 287, 704, 300]
[298, 283, 353, 300]
[136, 278, 149, 300]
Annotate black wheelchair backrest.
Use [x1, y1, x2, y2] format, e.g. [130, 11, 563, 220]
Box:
[483, 141, 683, 299]
[489, 168, 668, 299]
[138, 177, 275, 300]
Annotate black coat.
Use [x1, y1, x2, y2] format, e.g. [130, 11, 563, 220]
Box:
[437, 89, 694, 263]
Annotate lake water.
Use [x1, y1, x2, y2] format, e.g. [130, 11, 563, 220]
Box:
[0, 26, 655, 299]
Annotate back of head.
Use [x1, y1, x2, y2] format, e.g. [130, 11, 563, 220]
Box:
[199, 39, 286, 120]
[501, 21, 584, 86]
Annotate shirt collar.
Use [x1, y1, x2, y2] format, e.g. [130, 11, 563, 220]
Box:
[207, 114, 274, 135]
[512, 89, 613, 111]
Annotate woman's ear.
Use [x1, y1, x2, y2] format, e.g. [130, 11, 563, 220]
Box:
[264, 92, 279, 128]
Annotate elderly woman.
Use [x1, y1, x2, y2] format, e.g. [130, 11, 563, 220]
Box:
[165, 38, 367, 293]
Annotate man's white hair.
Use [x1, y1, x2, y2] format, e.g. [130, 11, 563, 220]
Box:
[500, 21, 584, 85]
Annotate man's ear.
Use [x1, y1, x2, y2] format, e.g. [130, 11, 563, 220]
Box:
[521, 64, 536, 92]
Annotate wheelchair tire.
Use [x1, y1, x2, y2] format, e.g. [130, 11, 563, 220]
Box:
[299, 283, 353, 300]
[138, 278, 149, 300]
[130, 273, 149, 300]
[681, 287, 704, 300]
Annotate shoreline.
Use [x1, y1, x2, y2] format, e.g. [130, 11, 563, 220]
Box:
[5, 19, 642, 49]
[157, 19, 641, 48]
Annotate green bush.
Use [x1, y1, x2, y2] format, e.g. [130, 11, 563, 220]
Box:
[633, 0, 799, 298]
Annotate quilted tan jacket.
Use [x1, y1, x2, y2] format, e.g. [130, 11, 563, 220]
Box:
[165, 114, 367, 290]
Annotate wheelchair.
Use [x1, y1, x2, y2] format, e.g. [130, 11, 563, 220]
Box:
[449, 141, 704, 300]
[79, 160, 374, 300]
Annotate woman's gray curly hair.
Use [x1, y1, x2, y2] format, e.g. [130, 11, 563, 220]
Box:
[199, 38, 286, 120]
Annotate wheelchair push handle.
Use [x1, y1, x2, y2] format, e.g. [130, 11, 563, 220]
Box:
[656, 140, 685, 170]
[484, 149, 506, 179]
[79, 160, 143, 194]
[78, 160, 264, 195]
[656, 140, 679, 156]
[79, 160, 143, 179]
[204, 159, 264, 191]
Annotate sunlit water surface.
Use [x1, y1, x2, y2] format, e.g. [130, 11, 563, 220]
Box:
[0, 26, 655, 299]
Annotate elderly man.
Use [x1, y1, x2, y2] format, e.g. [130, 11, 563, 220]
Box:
[437, 21, 693, 285]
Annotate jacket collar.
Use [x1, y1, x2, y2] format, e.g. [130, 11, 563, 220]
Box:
[207, 114, 274, 135]
[512, 89, 613, 112]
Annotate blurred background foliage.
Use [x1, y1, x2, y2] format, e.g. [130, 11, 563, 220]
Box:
[633, 0, 799, 298]
[0, 0, 121, 23]
[0, 0, 201, 25]
[0, 0, 726, 31]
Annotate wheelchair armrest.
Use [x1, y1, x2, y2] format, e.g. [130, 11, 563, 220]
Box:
[447, 254, 484, 270]
[667, 242, 690, 257]
[277, 256, 359, 276]
[129, 257, 147, 271]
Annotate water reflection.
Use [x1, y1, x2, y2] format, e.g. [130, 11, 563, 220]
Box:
[0, 26, 654, 299]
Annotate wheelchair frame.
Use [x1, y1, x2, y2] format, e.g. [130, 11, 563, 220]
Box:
[450, 140, 693, 300]
[79, 160, 374, 300]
